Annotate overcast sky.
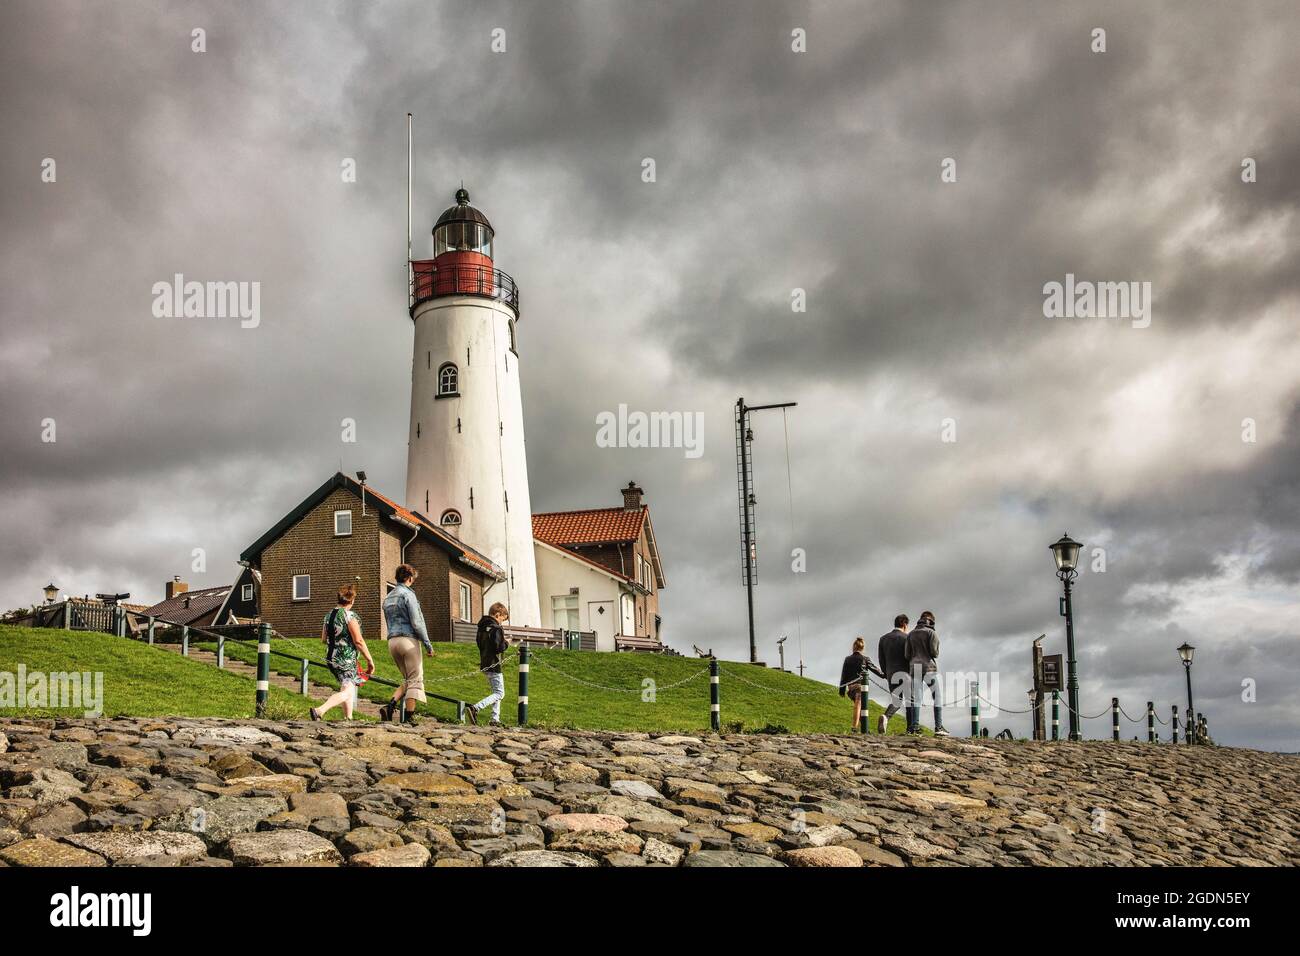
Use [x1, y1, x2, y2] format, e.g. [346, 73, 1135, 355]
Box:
[2, 1, 1298, 750]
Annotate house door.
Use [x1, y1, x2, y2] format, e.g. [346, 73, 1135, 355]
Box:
[588, 600, 614, 651]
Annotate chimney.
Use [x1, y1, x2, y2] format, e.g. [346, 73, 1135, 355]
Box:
[622, 481, 644, 511]
[166, 575, 189, 600]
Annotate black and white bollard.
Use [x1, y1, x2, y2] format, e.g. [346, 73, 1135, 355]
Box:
[709, 658, 720, 732]
[181, 625, 189, 657]
[1051, 690, 1060, 741]
[1185, 706, 1194, 745]
[858, 673, 869, 734]
[970, 680, 980, 738]
[147, 616, 156, 646]
[1147, 701, 1155, 743]
[517, 646, 529, 726]
[1172, 705, 1180, 744]
[216, 634, 225, 669]
[299, 658, 309, 695]
[255, 622, 270, 718]
[1111, 697, 1119, 741]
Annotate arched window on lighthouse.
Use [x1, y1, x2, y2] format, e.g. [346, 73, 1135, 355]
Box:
[437, 362, 459, 398]
[440, 510, 462, 535]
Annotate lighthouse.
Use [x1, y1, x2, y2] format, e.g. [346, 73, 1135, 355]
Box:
[405, 188, 541, 627]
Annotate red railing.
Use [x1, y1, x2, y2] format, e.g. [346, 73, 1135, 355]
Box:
[410, 261, 520, 317]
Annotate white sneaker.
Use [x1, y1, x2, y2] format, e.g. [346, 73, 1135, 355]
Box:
[934, 728, 951, 737]
[877, 714, 888, 735]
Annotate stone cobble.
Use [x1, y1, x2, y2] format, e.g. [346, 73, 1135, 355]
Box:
[1, 717, 1295, 868]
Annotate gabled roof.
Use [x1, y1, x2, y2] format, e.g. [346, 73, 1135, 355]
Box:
[240, 473, 505, 580]
[140, 585, 231, 627]
[532, 505, 666, 589]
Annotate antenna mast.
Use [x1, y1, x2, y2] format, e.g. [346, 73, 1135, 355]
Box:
[406, 113, 413, 300]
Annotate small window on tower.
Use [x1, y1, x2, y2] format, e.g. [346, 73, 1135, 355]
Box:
[508, 319, 517, 354]
[440, 509, 462, 531]
[437, 362, 459, 397]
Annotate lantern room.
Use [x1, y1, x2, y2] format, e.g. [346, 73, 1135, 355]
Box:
[410, 187, 519, 316]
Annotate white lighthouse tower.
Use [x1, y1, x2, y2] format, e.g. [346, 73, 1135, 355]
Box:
[405, 187, 541, 626]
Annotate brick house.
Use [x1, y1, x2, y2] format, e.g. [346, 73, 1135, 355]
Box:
[532, 482, 667, 651]
[240, 472, 502, 642]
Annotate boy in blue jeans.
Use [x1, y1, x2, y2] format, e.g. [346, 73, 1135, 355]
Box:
[466, 602, 509, 726]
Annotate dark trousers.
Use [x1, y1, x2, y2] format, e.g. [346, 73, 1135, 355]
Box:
[906, 668, 944, 732]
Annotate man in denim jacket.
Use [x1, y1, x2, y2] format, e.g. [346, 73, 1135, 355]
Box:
[379, 564, 433, 723]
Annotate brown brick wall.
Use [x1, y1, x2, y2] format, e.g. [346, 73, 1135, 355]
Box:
[261, 487, 384, 639]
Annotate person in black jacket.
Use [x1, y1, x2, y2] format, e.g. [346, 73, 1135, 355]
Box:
[839, 637, 885, 733]
[466, 602, 510, 726]
[876, 614, 911, 735]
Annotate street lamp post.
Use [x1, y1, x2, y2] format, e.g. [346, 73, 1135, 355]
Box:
[42, 582, 59, 604]
[1177, 642, 1196, 744]
[1050, 534, 1083, 741]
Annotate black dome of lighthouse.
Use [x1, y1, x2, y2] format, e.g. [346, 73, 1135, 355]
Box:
[433, 187, 493, 233]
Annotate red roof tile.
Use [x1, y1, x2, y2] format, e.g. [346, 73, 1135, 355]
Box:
[532, 507, 646, 546]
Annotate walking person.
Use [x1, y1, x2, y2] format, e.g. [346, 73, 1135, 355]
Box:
[310, 583, 375, 721]
[838, 637, 885, 733]
[876, 614, 911, 735]
[378, 564, 433, 725]
[466, 602, 510, 726]
[906, 610, 949, 736]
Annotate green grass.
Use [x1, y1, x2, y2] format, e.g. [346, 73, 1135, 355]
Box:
[0, 625, 308, 719]
[199, 635, 911, 735]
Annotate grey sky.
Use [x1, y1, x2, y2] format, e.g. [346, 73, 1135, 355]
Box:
[2, 1, 1298, 749]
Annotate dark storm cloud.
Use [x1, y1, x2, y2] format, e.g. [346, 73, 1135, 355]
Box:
[1, 0, 1298, 749]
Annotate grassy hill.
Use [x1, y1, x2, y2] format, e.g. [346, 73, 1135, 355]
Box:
[0, 623, 908, 734]
[201, 634, 908, 735]
[0, 625, 307, 719]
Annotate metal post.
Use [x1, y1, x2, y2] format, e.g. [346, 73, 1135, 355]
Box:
[456, 700, 465, 723]
[300, 658, 309, 695]
[217, 635, 225, 669]
[737, 399, 757, 664]
[255, 622, 271, 718]
[1184, 661, 1195, 739]
[1111, 697, 1119, 741]
[115, 605, 125, 637]
[517, 645, 529, 726]
[1185, 706, 1193, 745]
[709, 658, 721, 731]
[1051, 690, 1060, 741]
[971, 680, 980, 738]
[858, 665, 869, 734]
[147, 616, 155, 645]
[1172, 705, 1180, 744]
[1062, 575, 1080, 740]
[63, 600, 71, 630]
[1199, 714, 1207, 743]
[1147, 701, 1155, 743]
[181, 625, 189, 657]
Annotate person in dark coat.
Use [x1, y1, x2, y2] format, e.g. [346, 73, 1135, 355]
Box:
[905, 610, 948, 736]
[839, 637, 885, 733]
[876, 614, 911, 734]
[466, 602, 510, 726]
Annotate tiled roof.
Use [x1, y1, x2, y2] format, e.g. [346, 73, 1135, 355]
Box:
[532, 507, 646, 546]
[140, 585, 231, 627]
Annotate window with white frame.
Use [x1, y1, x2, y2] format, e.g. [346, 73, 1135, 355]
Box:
[241, 583, 254, 602]
[551, 593, 579, 632]
[334, 510, 352, 536]
[458, 582, 472, 623]
[437, 362, 459, 396]
[292, 575, 310, 602]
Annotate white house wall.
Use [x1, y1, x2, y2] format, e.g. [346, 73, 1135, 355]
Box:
[533, 542, 625, 652]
